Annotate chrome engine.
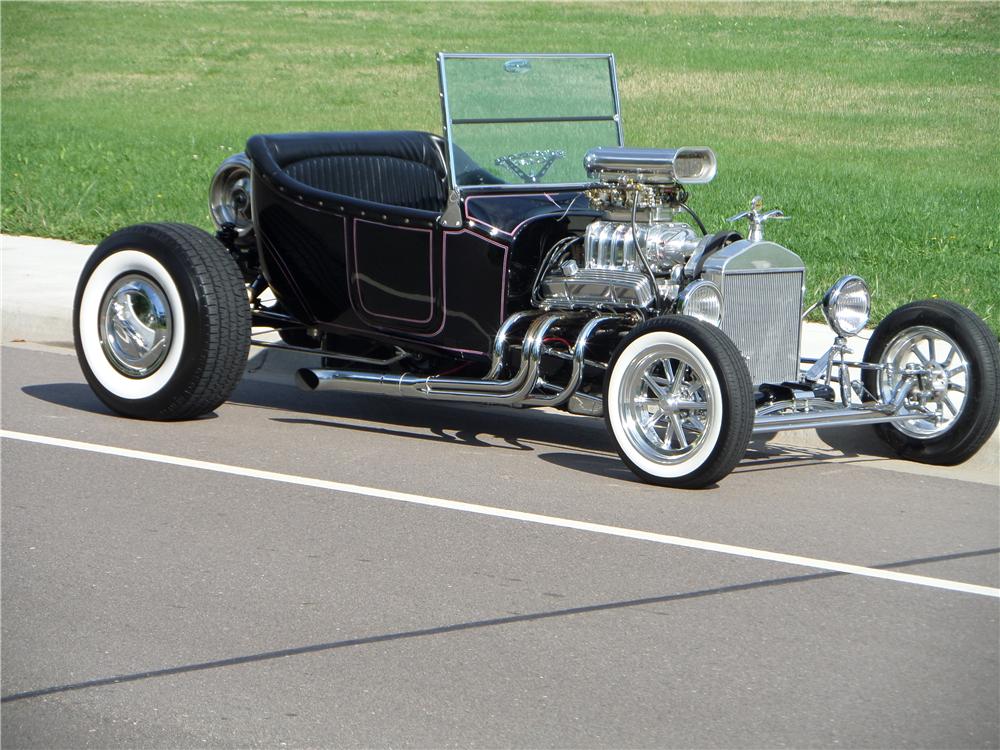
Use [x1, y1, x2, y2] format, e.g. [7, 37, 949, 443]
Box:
[584, 220, 700, 274]
[538, 146, 805, 386]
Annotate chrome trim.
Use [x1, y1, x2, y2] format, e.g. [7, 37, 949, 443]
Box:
[703, 240, 805, 385]
[752, 407, 927, 433]
[209, 153, 254, 237]
[99, 274, 172, 377]
[584, 146, 717, 185]
[822, 275, 870, 337]
[701, 239, 804, 274]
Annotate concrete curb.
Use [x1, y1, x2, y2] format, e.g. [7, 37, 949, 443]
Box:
[2, 233, 996, 482]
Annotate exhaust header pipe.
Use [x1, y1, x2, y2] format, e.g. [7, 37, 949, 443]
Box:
[295, 313, 590, 406]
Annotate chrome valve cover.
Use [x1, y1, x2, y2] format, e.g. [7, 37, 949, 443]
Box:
[540, 268, 655, 310]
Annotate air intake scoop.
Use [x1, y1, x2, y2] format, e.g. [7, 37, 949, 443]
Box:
[584, 146, 717, 185]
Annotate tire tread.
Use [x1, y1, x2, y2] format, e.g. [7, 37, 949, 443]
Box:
[74, 223, 251, 420]
[862, 299, 1000, 465]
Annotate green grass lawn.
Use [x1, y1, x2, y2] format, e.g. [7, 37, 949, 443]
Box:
[2, 1, 998, 330]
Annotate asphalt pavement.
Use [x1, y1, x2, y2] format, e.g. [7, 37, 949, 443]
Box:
[1, 234, 998, 747]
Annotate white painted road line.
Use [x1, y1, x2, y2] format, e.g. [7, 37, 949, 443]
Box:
[3, 429, 998, 599]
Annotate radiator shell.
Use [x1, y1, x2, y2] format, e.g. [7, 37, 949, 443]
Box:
[702, 240, 805, 386]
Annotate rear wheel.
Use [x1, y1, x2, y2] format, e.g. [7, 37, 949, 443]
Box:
[604, 316, 754, 488]
[73, 223, 251, 420]
[862, 299, 1000, 464]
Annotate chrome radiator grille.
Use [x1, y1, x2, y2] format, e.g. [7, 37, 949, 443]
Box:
[706, 269, 804, 386]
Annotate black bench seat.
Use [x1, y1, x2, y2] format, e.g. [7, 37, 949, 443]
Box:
[246, 131, 449, 214]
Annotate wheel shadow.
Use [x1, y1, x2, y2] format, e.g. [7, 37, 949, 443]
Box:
[19, 383, 218, 420]
[19, 383, 118, 417]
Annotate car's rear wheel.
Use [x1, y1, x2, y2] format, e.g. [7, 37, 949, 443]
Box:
[861, 299, 1000, 464]
[73, 222, 251, 419]
[604, 316, 754, 488]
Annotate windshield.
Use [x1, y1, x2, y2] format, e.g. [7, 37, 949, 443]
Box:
[438, 54, 623, 189]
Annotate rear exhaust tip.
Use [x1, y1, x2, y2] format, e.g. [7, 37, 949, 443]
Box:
[295, 368, 321, 391]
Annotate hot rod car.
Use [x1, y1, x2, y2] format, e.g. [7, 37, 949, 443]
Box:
[73, 53, 1000, 488]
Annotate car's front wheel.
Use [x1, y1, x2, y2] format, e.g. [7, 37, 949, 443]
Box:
[604, 316, 754, 488]
[861, 299, 1000, 464]
[73, 222, 251, 420]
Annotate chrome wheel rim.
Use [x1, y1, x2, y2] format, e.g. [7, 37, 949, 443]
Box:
[99, 274, 173, 377]
[618, 344, 715, 465]
[879, 325, 970, 438]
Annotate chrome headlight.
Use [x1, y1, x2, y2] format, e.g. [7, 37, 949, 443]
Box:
[679, 280, 723, 327]
[822, 275, 870, 337]
[209, 153, 253, 238]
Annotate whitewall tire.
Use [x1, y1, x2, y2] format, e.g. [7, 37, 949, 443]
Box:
[604, 316, 754, 488]
[73, 223, 250, 420]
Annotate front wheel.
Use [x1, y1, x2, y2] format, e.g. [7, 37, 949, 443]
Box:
[861, 299, 1000, 465]
[604, 316, 754, 488]
[73, 222, 251, 420]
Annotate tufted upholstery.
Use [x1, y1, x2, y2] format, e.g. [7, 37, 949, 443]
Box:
[246, 131, 448, 213]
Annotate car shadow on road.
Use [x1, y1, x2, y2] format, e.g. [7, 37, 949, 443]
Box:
[231, 378, 616, 457]
[20, 380, 900, 481]
[270, 417, 533, 451]
[3, 545, 996, 706]
[19, 383, 219, 420]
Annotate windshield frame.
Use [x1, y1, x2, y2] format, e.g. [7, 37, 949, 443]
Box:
[436, 53, 624, 193]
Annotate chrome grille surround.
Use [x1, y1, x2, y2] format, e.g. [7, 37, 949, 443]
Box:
[702, 240, 805, 386]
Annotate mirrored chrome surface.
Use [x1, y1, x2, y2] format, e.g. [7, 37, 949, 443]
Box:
[822, 275, 870, 337]
[877, 325, 970, 438]
[618, 344, 715, 465]
[99, 274, 173, 377]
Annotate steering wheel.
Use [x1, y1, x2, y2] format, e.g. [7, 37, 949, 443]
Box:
[494, 149, 565, 183]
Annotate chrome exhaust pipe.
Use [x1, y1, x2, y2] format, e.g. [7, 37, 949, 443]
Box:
[524, 314, 623, 406]
[296, 312, 585, 405]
